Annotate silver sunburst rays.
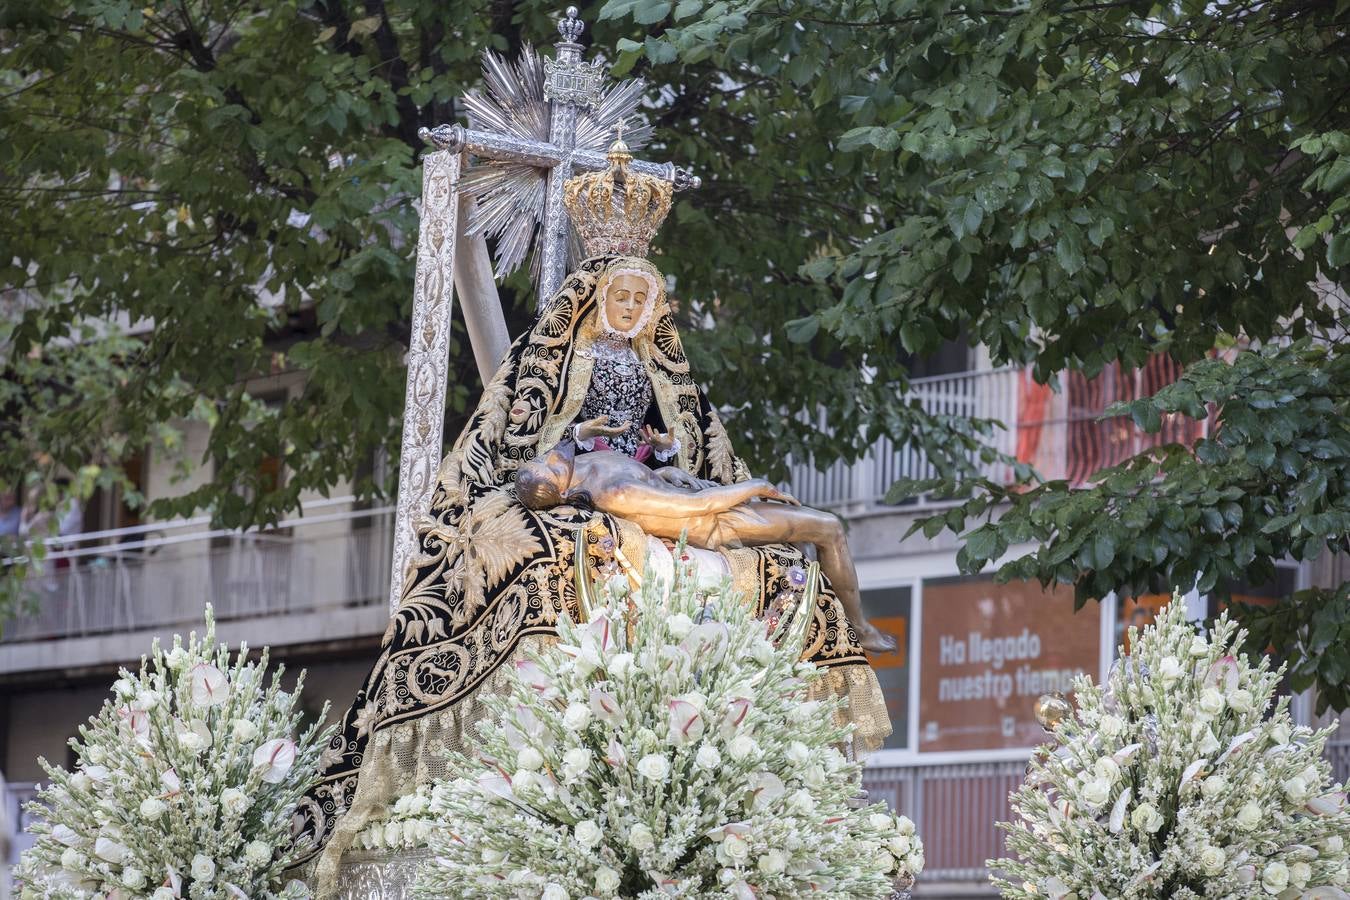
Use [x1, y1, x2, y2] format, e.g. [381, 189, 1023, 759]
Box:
[460, 44, 654, 285]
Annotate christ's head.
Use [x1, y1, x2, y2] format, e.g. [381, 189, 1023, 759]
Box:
[516, 441, 579, 510]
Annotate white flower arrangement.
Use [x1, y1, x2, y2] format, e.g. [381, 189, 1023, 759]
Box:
[992, 598, 1350, 900]
[352, 785, 437, 852]
[15, 607, 335, 900]
[413, 559, 923, 899]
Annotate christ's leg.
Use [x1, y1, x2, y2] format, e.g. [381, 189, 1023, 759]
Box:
[718, 504, 898, 653]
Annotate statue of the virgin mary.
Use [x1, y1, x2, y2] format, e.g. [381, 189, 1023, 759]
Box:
[292, 136, 891, 891]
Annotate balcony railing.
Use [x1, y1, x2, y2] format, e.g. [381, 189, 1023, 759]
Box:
[787, 358, 1206, 513]
[2, 498, 393, 644]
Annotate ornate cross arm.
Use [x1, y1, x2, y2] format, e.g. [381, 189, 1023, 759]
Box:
[420, 124, 702, 191]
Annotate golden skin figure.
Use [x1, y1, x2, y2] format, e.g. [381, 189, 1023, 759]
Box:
[516, 441, 899, 653]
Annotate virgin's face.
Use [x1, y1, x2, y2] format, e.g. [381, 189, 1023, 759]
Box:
[604, 273, 649, 332]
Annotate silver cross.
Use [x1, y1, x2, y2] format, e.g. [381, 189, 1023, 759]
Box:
[388, 8, 699, 609]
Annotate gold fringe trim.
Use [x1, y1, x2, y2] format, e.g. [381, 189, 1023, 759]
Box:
[309, 634, 557, 899]
[807, 662, 892, 754]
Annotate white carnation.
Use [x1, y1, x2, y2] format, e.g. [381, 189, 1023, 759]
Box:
[1235, 801, 1262, 830]
[785, 741, 811, 765]
[60, 847, 82, 870]
[232, 719, 259, 742]
[695, 744, 722, 771]
[1197, 687, 1225, 717]
[221, 787, 250, 816]
[562, 747, 592, 780]
[244, 839, 272, 866]
[1098, 714, 1125, 737]
[666, 613, 693, 638]
[722, 833, 751, 862]
[139, 796, 168, 820]
[1228, 688, 1254, 712]
[542, 883, 569, 900]
[1188, 634, 1208, 657]
[728, 735, 759, 761]
[1199, 845, 1225, 875]
[637, 753, 670, 781]
[1158, 656, 1184, 684]
[562, 703, 591, 731]
[516, 747, 544, 772]
[757, 849, 787, 875]
[609, 652, 636, 679]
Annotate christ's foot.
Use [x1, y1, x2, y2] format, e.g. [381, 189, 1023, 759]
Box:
[856, 621, 898, 654]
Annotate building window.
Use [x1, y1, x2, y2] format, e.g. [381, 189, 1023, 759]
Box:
[861, 586, 912, 750]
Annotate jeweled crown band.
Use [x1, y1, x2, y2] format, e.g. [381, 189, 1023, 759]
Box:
[563, 137, 673, 258]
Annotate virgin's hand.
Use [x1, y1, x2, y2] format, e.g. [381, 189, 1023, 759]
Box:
[655, 466, 700, 489]
[578, 415, 630, 442]
[639, 425, 676, 453]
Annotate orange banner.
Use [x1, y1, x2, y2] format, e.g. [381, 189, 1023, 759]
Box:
[919, 577, 1101, 752]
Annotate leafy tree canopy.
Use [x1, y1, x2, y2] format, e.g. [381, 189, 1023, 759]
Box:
[3, 0, 1350, 704]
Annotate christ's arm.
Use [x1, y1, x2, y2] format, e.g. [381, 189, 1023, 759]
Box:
[593, 478, 784, 520]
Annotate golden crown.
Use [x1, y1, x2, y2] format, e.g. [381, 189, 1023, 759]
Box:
[563, 134, 673, 258]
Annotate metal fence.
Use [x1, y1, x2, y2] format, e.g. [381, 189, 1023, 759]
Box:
[3, 501, 393, 643]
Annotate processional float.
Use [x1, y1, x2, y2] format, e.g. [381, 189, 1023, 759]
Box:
[386, 6, 699, 613]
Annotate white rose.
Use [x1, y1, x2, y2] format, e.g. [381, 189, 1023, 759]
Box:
[696, 744, 722, 771]
[1158, 656, 1184, 685]
[69, 772, 92, 793]
[875, 848, 897, 873]
[1200, 775, 1226, 799]
[1130, 802, 1163, 833]
[1262, 861, 1289, 894]
[178, 730, 208, 753]
[575, 819, 603, 850]
[888, 835, 913, 856]
[191, 853, 216, 882]
[728, 736, 759, 761]
[1235, 801, 1262, 830]
[164, 646, 189, 670]
[513, 770, 536, 793]
[244, 840, 271, 867]
[85, 746, 105, 764]
[896, 816, 915, 835]
[637, 753, 670, 782]
[868, 812, 893, 830]
[1199, 845, 1225, 875]
[385, 821, 403, 847]
[1324, 836, 1345, 854]
[113, 678, 135, 698]
[562, 703, 592, 731]
[786, 741, 811, 765]
[1188, 634, 1209, 657]
[1094, 756, 1121, 784]
[1228, 688, 1254, 712]
[1269, 722, 1292, 745]
[609, 652, 636, 679]
[60, 847, 82, 869]
[562, 747, 592, 780]
[1290, 862, 1312, 889]
[542, 884, 569, 900]
[139, 797, 168, 820]
[221, 787, 250, 816]
[232, 719, 259, 742]
[1283, 776, 1310, 803]
[1080, 779, 1112, 808]
[803, 763, 827, 789]
[594, 865, 621, 895]
[629, 823, 655, 851]
[1198, 687, 1225, 717]
[517, 747, 544, 772]
[134, 689, 162, 711]
[722, 833, 751, 862]
[666, 613, 693, 639]
[1098, 714, 1125, 737]
[757, 849, 787, 875]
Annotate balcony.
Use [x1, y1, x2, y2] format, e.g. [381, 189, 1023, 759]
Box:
[0, 498, 393, 675]
[787, 358, 1205, 513]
